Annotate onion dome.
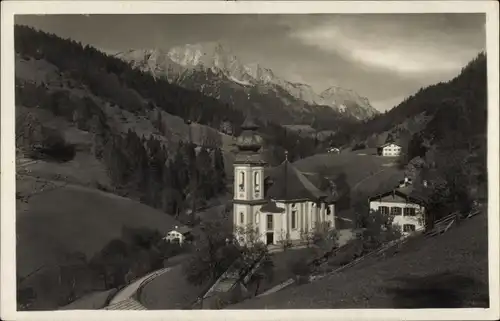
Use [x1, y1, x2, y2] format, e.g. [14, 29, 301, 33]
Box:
[236, 115, 263, 152]
[234, 115, 266, 165]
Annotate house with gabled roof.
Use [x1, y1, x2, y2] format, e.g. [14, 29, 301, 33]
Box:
[163, 225, 192, 245]
[377, 142, 402, 157]
[368, 178, 429, 235]
[232, 116, 337, 246]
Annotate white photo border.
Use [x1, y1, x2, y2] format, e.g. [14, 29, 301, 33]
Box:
[1, 1, 499, 321]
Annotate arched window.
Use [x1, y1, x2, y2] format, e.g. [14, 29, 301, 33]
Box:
[239, 172, 245, 192]
[255, 212, 259, 224]
[254, 172, 260, 193]
[240, 212, 244, 224]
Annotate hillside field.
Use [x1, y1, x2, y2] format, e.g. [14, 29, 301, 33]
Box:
[16, 174, 182, 309]
[229, 211, 489, 309]
[293, 149, 404, 221]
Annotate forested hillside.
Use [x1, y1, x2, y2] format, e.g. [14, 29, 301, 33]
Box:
[15, 25, 330, 165]
[334, 53, 488, 220]
[14, 25, 337, 218]
[330, 53, 487, 152]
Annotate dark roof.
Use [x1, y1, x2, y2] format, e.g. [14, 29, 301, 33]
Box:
[265, 160, 328, 201]
[171, 226, 191, 235]
[377, 142, 401, 148]
[260, 200, 286, 213]
[369, 185, 429, 205]
[240, 114, 259, 130]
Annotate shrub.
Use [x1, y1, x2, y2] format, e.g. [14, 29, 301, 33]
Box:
[290, 259, 310, 277]
[30, 127, 76, 162]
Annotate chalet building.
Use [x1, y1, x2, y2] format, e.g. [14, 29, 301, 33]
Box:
[232, 117, 337, 246]
[368, 179, 428, 235]
[377, 142, 402, 157]
[328, 147, 340, 154]
[163, 226, 192, 245]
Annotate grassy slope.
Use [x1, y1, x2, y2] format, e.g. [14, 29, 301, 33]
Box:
[59, 289, 117, 310]
[139, 264, 208, 310]
[16, 55, 236, 174]
[14, 54, 235, 309]
[293, 149, 403, 222]
[229, 212, 489, 309]
[16, 175, 182, 309]
[17, 175, 182, 276]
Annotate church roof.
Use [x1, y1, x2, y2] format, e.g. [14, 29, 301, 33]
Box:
[260, 200, 286, 213]
[266, 159, 329, 201]
[240, 114, 259, 130]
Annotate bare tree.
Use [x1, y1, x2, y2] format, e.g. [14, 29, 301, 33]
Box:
[299, 228, 315, 248]
[312, 221, 339, 252]
[183, 219, 238, 286]
[278, 229, 292, 251]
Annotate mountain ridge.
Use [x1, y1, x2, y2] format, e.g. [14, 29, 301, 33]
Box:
[114, 42, 379, 121]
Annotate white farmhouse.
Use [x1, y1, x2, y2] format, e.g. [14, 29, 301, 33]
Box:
[232, 116, 337, 246]
[163, 226, 192, 245]
[377, 142, 402, 157]
[368, 181, 428, 235]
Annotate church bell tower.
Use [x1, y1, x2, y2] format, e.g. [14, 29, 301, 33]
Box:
[233, 115, 267, 243]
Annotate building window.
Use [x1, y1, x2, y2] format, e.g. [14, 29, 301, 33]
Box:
[291, 210, 297, 229]
[404, 208, 416, 216]
[255, 212, 259, 224]
[267, 214, 273, 230]
[391, 207, 402, 216]
[326, 207, 331, 215]
[254, 172, 260, 193]
[240, 212, 244, 224]
[403, 224, 416, 233]
[239, 172, 245, 192]
[379, 206, 389, 215]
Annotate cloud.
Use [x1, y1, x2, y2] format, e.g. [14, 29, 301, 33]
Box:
[288, 18, 483, 75]
[15, 14, 485, 113]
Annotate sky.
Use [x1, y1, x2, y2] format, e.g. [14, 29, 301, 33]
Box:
[15, 13, 486, 111]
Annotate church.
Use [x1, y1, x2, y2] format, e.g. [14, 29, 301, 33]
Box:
[232, 117, 337, 246]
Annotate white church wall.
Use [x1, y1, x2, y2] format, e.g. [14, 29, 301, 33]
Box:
[234, 165, 252, 201]
[251, 166, 265, 200]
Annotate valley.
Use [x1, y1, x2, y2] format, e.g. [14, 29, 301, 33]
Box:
[10, 17, 489, 313]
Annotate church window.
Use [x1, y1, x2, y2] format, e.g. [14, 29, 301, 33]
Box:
[239, 172, 245, 192]
[291, 209, 297, 229]
[254, 172, 260, 193]
[240, 212, 244, 224]
[267, 214, 273, 230]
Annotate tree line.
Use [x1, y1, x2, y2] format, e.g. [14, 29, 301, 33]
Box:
[16, 80, 227, 221]
[14, 24, 327, 163]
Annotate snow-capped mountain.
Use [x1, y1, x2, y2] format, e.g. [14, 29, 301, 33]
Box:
[320, 86, 379, 119]
[114, 42, 379, 122]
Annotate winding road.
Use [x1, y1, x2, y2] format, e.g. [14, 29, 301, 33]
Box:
[108, 267, 172, 305]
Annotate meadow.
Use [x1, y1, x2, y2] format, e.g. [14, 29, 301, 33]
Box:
[229, 212, 489, 309]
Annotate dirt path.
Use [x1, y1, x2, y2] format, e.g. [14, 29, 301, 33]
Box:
[108, 267, 172, 305]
